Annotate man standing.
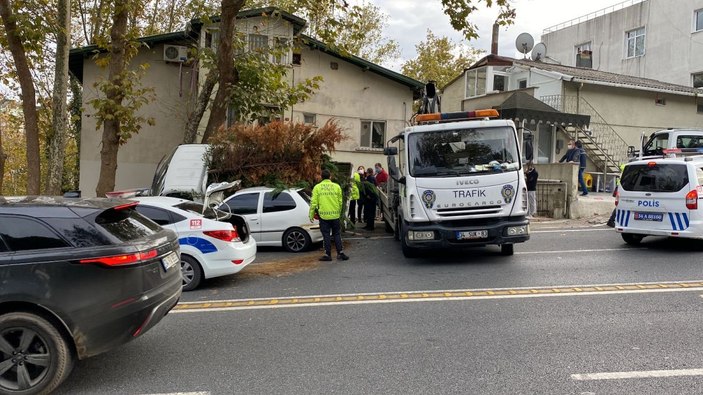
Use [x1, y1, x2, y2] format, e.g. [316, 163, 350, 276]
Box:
[374, 162, 389, 185]
[575, 140, 589, 196]
[362, 168, 377, 230]
[310, 169, 349, 261]
[558, 139, 579, 163]
[525, 162, 538, 217]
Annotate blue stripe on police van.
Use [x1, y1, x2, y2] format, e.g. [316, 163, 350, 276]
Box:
[668, 213, 676, 230]
[616, 209, 631, 227]
[676, 213, 685, 230]
[684, 213, 690, 228]
[667, 213, 690, 231]
[178, 237, 217, 254]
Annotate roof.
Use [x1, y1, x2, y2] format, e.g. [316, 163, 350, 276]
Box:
[0, 196, 131, 210]
[300, 36, 424, 94]
[514, 60, 703, 97]
[495, 91, 591, 127]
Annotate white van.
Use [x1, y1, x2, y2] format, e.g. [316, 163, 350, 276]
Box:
[151, 144, 210, 201]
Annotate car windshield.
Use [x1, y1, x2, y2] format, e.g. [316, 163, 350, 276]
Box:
[407, 126, 520, 177]
[642, 133, 669, 156]
[620, 163, 689, 192]
[175, 201, 230, 220]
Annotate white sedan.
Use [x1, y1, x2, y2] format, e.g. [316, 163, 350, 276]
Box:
[132, 196, 256, 291]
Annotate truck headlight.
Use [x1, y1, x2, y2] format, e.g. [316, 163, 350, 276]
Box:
[506, 225, 529, 236]
[408, 231, 435, 240]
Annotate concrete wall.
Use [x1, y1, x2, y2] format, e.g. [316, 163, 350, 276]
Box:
[441, 75, 465, 112]
[542, 0, 703, 87]
[79, 44, 196, 196]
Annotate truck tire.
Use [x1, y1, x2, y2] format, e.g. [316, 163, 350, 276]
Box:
[500, 244, 514, 256]
[400, 221, 417, 258]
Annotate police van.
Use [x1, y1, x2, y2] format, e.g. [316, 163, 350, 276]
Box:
[615, 156, 703, 244]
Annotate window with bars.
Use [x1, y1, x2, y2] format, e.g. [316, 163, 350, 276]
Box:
[575, 42, 592, 67]
[248, 34, 269, 53]
[360, 121, 386, 149]
[273, 37, 289, 64]
[625, 27, 645, 58]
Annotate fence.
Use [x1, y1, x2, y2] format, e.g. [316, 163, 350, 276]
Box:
[536, 179, 568, 218]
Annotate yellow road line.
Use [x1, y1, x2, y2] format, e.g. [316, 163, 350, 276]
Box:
[172, 281, 703, 313]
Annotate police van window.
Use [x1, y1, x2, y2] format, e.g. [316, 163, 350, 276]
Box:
[223, 193, 259, 215]
[620, 164, 689, 192]
[643, 133, 669, 156]
[263, 192, 296, 213]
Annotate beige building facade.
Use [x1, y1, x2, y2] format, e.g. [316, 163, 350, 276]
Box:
[70, 8, 422, 197]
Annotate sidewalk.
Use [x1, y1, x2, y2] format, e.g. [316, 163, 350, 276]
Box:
[569, 191, 615, 220]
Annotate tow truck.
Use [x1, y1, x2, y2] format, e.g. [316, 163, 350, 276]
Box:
[379, 94, 530, 258]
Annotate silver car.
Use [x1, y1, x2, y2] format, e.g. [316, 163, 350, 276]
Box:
[220, 187, 324, 252]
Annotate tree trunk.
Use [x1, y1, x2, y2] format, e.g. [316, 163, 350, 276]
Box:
[95, 2, 128, 197]
[69, 74, 82, 191]
[46, 0, 71, 195]
[201, 0, 245, 143]
[183, 67, 218, 144]
[0, 0, 41, 195]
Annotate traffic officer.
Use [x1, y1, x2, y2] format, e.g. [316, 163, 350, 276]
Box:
[310, 169, 349, 261]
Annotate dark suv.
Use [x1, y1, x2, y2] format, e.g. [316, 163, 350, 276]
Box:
[0, 197, 182, 394]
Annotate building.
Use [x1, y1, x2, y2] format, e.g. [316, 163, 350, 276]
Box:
[69, 7, 423, 197]
[541, 0, 703, 89]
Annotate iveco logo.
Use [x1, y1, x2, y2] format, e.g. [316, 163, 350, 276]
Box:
[457, 179, 479, 186]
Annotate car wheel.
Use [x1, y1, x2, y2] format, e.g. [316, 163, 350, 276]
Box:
[500, 244, 514, 256]
[0, 312, 74, 395]
[622, 233, 644, 245]
[283, 227, 311, 253]
[180, 255, 203, 291]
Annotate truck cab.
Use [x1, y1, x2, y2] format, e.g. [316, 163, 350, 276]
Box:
[380, 109, 530, 258]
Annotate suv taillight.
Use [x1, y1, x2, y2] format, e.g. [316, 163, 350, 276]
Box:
[686, 190, 698, 210]
[204, 228, 240, 242]
[80, 249, 158, 267]
[615, 190, 619, 206]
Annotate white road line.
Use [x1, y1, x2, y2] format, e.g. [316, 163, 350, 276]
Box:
[516, 248, 632, 254]
[141, 392, 210, 395]
[532, 228, 609, 233]
[572, 368, 703, 381]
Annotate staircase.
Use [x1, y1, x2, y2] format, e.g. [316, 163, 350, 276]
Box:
[540, 95, 629, 177]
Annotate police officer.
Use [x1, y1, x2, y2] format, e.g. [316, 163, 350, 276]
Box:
[310, 169, 349, 261]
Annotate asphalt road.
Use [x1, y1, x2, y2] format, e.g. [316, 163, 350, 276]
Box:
[56, 222, 703, 394]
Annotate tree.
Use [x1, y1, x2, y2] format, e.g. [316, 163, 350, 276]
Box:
[0, 0, 41, 194]
[45, 0, 70, 195]
[401, 29, 484, 89]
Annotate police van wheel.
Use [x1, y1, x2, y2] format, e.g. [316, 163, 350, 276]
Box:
[622, 233, 644, 245]
[500, 244, 514, 256]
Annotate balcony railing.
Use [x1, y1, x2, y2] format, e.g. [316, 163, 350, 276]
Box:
[542, 0, 647, 34]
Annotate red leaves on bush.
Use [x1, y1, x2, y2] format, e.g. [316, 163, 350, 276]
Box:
[208, 120, 347, 186]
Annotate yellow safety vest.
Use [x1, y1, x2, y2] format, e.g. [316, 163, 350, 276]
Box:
[310, 179, 343, 220]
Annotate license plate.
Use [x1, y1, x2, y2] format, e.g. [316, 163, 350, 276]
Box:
[633, 212, 663, 222]
[456, 230, 488, 240]
[161, 252, 179, 272]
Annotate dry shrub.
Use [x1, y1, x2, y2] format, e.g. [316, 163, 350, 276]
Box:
[208, 120, 347, 186]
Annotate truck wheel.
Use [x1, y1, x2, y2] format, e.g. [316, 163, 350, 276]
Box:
[500, 244, 514, 256]
[393, 216, 400, 241]
[622, 233, 644, 245]
[401, 235, 417, 258]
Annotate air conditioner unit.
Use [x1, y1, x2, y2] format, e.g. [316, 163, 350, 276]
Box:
[164, 45, 188, 63]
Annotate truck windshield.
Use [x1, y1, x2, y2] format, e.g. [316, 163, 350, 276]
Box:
[642, 133, 669, 156]
[408, 126, 520, 177]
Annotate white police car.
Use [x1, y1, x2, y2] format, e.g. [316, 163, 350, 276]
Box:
[615, 156, 703, 244]
[132, 196, 257, 290]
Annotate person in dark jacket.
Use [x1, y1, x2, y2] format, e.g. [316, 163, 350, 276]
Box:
[362, 168, 377, 230]
[575, 140, 589, 196]
[559, 139, 579, 163]
[525, 162, 538, 217]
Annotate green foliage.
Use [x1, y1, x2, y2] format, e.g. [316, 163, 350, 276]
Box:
[401, 29, 483, 89]
[207, 120, 347, 187]
[439, 0, 515, 40]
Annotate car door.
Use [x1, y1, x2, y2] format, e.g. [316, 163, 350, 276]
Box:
[260, 191, 298, 244]
[221, 193, 262, 242]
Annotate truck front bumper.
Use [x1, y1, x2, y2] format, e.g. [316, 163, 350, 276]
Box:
[404, 217, 530, 249]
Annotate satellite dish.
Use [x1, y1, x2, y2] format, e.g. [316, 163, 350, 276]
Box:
[515, 33, 534, 58]
[531, 42, 547, 61]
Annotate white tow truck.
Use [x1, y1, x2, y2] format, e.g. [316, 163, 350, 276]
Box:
[379, 108, 530, 258]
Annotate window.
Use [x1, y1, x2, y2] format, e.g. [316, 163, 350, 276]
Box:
[620, 164, 688, 192]
[625, 27, 645, 58]
[493, 74, 506, 92]
[248, 34, 269, 52]
[303, 113, 316, 124]
[693, 72, 703, 88]
[263, 192, 297, 213]
[136, 205, 174, 226]
[518, 79, 527, 89]
[360, 121, 386, 148]
[0, 216, 69, 251]
[273, 37, 289, 64]
[224, 193, 259, 215]
[95, 209, 161, 242]
[575, 42, 592, 67]
[465, 67, 487, 98]
[695, 9, 703, 32]
[205, 29, 220, 51]
[42, 218, 112, 247]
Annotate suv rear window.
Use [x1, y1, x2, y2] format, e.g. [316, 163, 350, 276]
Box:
[620, 164, 689, 192]
[95, 207, 161, 242]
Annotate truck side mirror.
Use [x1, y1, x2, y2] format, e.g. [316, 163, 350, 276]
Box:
[398, 176, 406, 185]
[384, 146, 398, 156]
